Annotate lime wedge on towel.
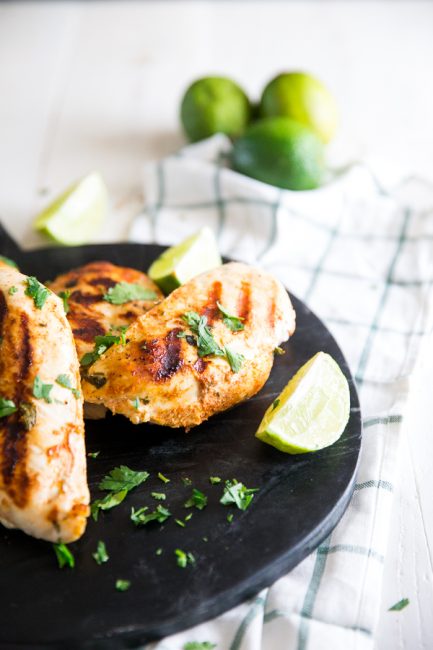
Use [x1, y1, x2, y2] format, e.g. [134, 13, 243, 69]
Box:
[256, 352, 350, 454]
[34, 172, 108, 245]
[148, 227, 222, 294]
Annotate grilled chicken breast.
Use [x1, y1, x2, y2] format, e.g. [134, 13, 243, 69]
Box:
[49, 261, 163, 362]
[0, 265, 89, 542]
[83, 262, 296, 429]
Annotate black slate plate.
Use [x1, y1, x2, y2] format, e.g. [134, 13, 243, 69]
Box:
[0, 225, 361, 650]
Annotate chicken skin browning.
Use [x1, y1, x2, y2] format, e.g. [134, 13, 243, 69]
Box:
[0, 265, 89, 542]
[83, 262, 296, 429]
[49, 261, 163, 362]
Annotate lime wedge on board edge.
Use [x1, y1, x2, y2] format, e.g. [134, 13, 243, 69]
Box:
[34, 172, 108, 246]
[256, 351, 350, 454]
[148, 227, 222, 294]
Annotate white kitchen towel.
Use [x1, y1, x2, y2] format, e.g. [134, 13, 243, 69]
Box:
[130, 135, 433, 650]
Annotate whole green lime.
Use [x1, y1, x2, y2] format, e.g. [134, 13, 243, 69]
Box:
[180, 76, 251, 142]
[260, 72, 338, 143]
[231, 117, 325, 191]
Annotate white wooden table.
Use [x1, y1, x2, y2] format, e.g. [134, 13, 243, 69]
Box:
[1, 2, 432, 648]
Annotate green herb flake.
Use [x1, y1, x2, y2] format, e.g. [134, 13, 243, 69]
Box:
[202, 537, 208, 542]
[220, 479, 258, 511]
[131, 504, 171, 526]
[132, 397, 140, 410]
[182, 477, 192, 486]
[80, 334, 122, 367]
[92, 540, 109, 565]
[184, 642, 216, 650]
[271, 398, 280, 411]
[109, 324, 128, 344]
[53, 543, 75, 569]
[151, 492, 166, 501]
[184, 488, 208, 511]
[217, 301, 245, 331]
[88, 451, 100, 459]
[158, 472, 170, 484]
[56, 374, 80, 398]
[227, 513, 234, 523]
[274, 346, 285, 355]
[185, 513, 193, 522]
[389, 598, 410, 612]
[115, 579, 131, 592]
[33, 376, 53, 403]
[209, 476, 221, 485]
[175, 549, 195, 568]
[175, 518, 186, 528]
[8, 286, 18, 296]
[223, 346, 244, 373]
[156, 547, 163, 556]
[0, 255, 18, 269]
[182, 311, 225, 359]
[104, 282, 158, 305]
[0, 397, 17, 418]
[25, 276, 49, 309]
[91, 490, 128, 521]
[99, 465, 149, 493]
[58, 290, 71, 314]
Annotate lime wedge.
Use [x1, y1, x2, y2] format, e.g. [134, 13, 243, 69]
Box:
[256, 352, 350, 454]
[148, 227, 222, 294]
[34, 172, 108, 245]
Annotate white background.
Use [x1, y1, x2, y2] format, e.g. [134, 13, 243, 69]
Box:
[0, 2, 432, 648]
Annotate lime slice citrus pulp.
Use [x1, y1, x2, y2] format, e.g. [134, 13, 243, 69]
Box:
[148, 227, 222, 294]
[256, 351, 350, 454]
[34, 172, 108, 245]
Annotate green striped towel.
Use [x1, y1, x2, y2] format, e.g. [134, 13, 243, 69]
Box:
[130, 135, 433, 650]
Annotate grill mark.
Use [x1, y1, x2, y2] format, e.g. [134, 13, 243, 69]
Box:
[138, 328, 184, 381]
[70, 290, 102, 306]
[237, 281, 252, 324]
[1, 313, 33, 506]
[0, 290, 7, 341]
[267, 287, 277, 329]
[122, 310, 137, 319]
[201, 281, 222, 324]
[72, 317, 105, 342]
[88, 277, 117, 289]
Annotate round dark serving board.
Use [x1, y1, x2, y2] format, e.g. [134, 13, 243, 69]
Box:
[0, 225, 361, 650]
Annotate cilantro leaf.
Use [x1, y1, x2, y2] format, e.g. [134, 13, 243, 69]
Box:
[33, 376, 53, 403]
[175, 549, 195, 568]
[99, 465, 149, 492]
[131, 504, 171, 526]
[0, 255, 17, 269]
[104, 282, 158, 305]
[389, 598, 410, 611]
[56, 374, 80, 398]
[158, 472, 170, 484]
[88, 451, 100, 459]
[25, 276, 49, 309]
[8, 286, 18, 296]
[220, 479, 258, 511]
[217, 302, 245, 331]
[58, 290, 71, 314]
[53, 543, 75, 569]
[91, 490, 128, 521]
[151, 492, 166, 501]
[0, 397, 17, 418]
[175, 518, 186, 527]
[223, 346, 244, 373]
[80, 334, 121, 367]
[184, 488, 208, 510]
[227, 513, 234, 523]
[209, 476, 221, 484]
[115, 579, 131, 592]
[92, 540, 109, 565]
[184, 643, 216, 650]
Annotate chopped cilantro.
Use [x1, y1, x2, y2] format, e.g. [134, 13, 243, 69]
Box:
[182, 477, 192, 486]
[8, 286, 18, 296]
[56, 374, 80, 398]
[271, 398, 280, 411]
[156, 548, 163, 556]
[274, 346, 285, 355]
[25, 276, 49, 309]
[131, 504, 171, 526]
[184, 642, 216, 650]
[182, 311, 225, 358]
[217, 302, 245, 331]
[209, 476, 221, 485]
[91, 490, 128, 521]
[223, 346, 244, 373]
[185, 513, 193, 522]
[175, 519, 186, 528]
[99, 465, 149, 492]
[132, 397, 140, 410]
[88, 451, 100, 459]
[115, 579, 131, 592]
[58, 290, 71, 314]
[0, 255, 17, 269]
[151, 492, 166, 501]
[18, 402, 37, 430]
[109, 324, 128, 344]
[0, 397, 17, 418]
[33, 376, 53, 403]
[389, 598, 410, 611]
[184, 488, 208, 510]
[104, 282, 158, 305]
[53, 543, 75, 569]
[175, 549, 195, 568]
[80, 334, 121, 367]
[220, 479, 258, 511]
[92, 540, 109, 565]
[158, 472, 170, 484]
[227, 513, 234, 523]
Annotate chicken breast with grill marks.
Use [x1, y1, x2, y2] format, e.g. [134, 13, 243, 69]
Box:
[49, 261, 163, 363]
[0, 264, 89, 542]
[83, 262, 296, 429]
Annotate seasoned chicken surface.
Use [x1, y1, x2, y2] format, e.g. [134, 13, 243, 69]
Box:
[49, 261, 163, 362]
[83, 262, 296, 428]
[0, 265, 89, 542]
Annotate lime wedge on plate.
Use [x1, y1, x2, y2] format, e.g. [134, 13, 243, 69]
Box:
[256, 352, 350, 454]
[34, 172, 108, 245]
[148, 227, 222, 294]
